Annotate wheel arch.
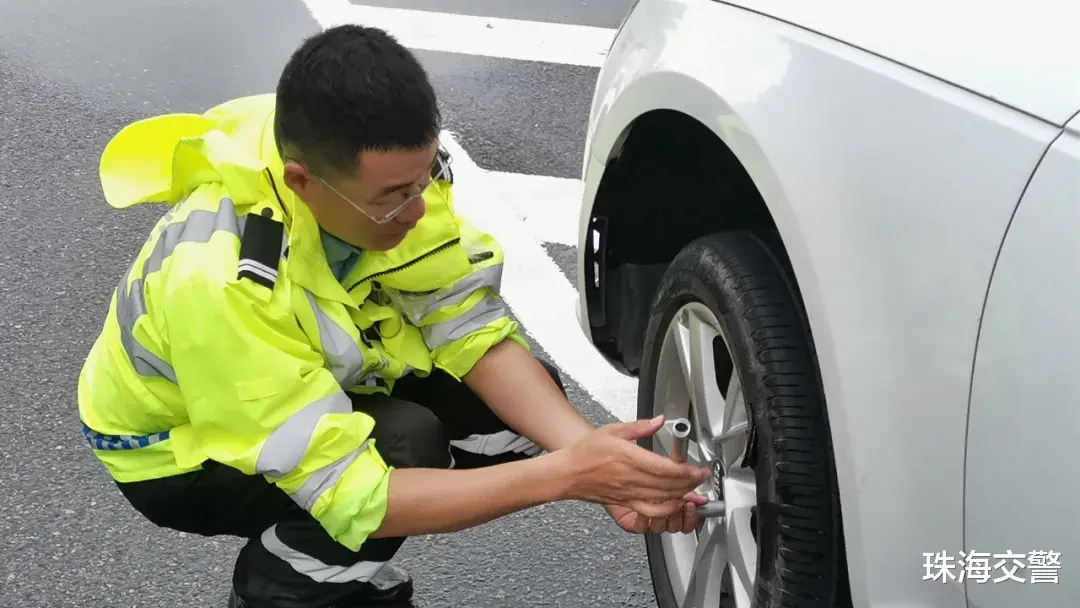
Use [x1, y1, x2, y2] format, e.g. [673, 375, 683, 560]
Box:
[578, 78, 861, 603]
[579, 74, 808, 378]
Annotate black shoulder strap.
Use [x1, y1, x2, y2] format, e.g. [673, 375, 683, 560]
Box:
[237, 208, 284, 290]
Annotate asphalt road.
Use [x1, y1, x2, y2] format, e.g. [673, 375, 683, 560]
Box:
[0, 0, 654, 607]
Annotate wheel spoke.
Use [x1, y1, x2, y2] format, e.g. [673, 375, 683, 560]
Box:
[658, 321, 692, 415]
[691, 436, 714, 466]
[672, 308, 725, 441]
[669, 312, 695, 397]
[683, 519, 727, 608]
[661, 530, 700, 604]
[720, 371, 744, 437]
[726, 506, 758, 608]
[716, 376, 749, 472]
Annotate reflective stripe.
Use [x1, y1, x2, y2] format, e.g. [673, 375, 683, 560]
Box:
[304, 290, 367, 388]
[115, 198, 244, 383]
[255, 391, 352, 477]
[450, 430, 543, 457]
[237, 259, 278, 284]
[421, 294, 509, 351]
[260, 524, 390, 583]
[82, 424, 170, 451]
[290, 441, 369, 511]
[367, 563, 411, 591]
[387, 264, 503, 325]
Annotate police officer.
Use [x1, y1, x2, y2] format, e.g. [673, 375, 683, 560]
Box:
[77, 24, 711, 607]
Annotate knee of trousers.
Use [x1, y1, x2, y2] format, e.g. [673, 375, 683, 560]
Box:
[370, 400, 451, 470]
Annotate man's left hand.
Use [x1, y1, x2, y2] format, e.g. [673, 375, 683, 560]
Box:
[603, 495, 704, 535]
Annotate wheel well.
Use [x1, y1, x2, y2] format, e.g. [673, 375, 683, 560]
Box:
[583, 109, 787, 375]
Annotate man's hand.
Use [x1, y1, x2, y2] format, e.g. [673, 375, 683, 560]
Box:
[603, 496, 704, 535]
[554, 416, 710, 515]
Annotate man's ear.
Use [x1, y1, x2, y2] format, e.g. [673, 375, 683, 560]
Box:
[281, 161, 313, 196]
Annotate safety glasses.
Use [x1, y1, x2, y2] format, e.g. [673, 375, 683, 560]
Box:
[289, 149, 452, 224]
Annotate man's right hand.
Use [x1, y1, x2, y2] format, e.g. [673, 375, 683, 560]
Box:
[554, 415, 711, 517]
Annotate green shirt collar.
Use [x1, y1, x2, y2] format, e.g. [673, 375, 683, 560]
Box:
[320, 230, 363, 282]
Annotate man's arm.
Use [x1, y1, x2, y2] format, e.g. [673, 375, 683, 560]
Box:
[371, 450, 565, 538]
[463, 339, 596, 452]
[372, 415, 711, 539]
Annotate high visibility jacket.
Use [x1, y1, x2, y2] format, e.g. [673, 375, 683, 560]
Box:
[77, 94, 526, 551]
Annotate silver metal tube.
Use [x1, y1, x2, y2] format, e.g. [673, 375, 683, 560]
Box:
[668, 417, 691, 463]
[664, 417, 725, 519]
[697, 500, 725, 518]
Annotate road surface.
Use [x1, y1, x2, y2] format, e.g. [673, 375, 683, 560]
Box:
[0, 0, 663, 606]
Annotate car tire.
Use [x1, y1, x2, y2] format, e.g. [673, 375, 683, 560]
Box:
[637, 230, 848, 608]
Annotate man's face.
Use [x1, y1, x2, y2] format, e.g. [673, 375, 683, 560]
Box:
[283, 140, 440, 251]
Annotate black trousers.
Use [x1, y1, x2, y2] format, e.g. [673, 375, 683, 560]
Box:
[115, 360, 564, 608]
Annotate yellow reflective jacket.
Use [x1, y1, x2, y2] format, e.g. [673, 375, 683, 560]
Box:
[77, 94, 526, 551]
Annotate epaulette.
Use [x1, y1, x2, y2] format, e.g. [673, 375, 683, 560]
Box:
[237, 207, 284, 290]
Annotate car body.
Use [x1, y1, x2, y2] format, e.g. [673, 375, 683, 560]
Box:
[574, 0, 1080, 606]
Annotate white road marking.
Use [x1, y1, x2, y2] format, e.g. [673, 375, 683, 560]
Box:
[486, 172, 584, 247]
[301, 0, 616, 67]
[301, 1, 640, 421]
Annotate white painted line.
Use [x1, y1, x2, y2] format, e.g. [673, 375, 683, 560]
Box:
[301, 0, 616, 67]
[486, 172, 583, 247]
[440, 132, 639, 422]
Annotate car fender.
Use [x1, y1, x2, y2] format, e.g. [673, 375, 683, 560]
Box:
[578, 1, 1062, 605]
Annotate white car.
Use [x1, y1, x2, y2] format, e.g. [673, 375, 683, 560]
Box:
[574, 1, 1079, 607]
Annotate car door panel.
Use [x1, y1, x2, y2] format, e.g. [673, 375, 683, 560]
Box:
[965, 119, 1080, 607]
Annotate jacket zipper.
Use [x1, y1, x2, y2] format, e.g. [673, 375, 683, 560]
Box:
[346, 238, 461, 292]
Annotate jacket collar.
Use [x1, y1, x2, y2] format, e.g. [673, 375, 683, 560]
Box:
[257, 111, 356, 305]
[254, 106, 462, 307]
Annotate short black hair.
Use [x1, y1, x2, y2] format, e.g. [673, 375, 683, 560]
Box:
[274, 24, 441, 176]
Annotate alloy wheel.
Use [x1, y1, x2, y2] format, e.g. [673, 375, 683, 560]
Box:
[650, 302, 759, 608]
